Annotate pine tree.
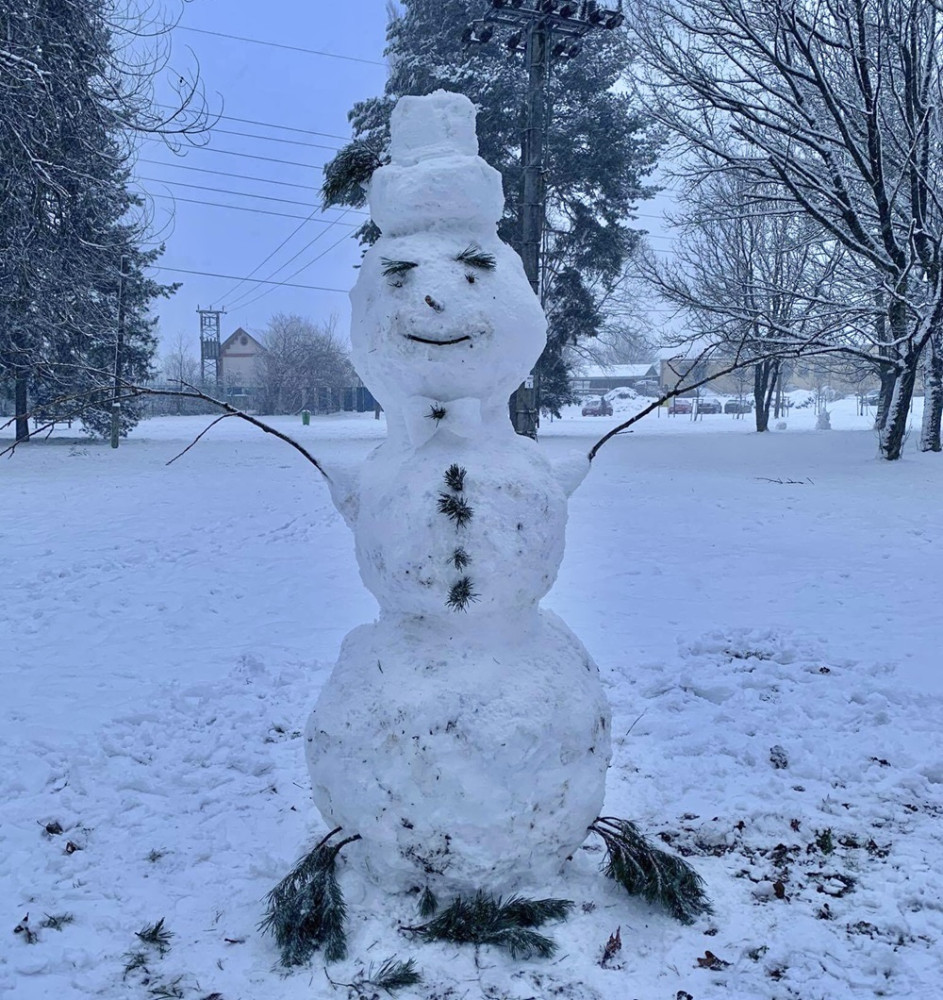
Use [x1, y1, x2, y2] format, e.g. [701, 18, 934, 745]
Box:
[0, 1, 199, 440]
[322, 0, 662, 415]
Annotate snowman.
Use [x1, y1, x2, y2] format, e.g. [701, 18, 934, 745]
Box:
[306, 91, 611, 896]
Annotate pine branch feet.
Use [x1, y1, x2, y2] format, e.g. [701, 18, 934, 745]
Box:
[589, 816, 713, 924]
[260, 827, 361, 966]
[402, 890, 573, 960]
[262, 818, 710, 976]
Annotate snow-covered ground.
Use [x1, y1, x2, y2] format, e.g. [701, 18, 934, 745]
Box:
[2, 402, 942, 1000]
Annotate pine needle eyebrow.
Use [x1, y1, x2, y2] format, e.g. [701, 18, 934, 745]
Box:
[381, 258, 419, 277]
[456, 245, 496, 270]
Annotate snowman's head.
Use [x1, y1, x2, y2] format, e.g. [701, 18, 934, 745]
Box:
[348, 91, 547, 410]
[351, 231, 546, 406]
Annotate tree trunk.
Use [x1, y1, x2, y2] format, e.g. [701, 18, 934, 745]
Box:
[919, 335, 942, 452]
[14, 370, 30, 443]
[873, 365, 897, 431]
[753, 359, 778, 432]
[872, 289, 896, 432]
[879, 355, 919, 460]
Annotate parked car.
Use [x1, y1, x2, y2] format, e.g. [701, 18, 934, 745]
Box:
[668, 397, 693, 414]
[696, 398, 722, 414]
[581, 397, 613, 417]
[724, 399, 753, 414]
[634, 378, 662, 396]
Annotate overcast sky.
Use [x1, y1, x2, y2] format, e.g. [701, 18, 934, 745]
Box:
[140, 2, 675, 360]
[139, 1, 389, 355]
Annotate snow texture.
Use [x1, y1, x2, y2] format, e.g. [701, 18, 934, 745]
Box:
[309, 91, 608, 892]
[2, 411, 943, 998]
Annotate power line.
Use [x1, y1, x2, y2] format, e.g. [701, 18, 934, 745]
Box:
[137, 158, 371, 215]
[209, 126, 341, 152]
[221, 208, 332, 306]
[153, 265, 349, 293]
[176, 25, 386, 66]
[156, 105, 351, 142]
[140, 156, 671, 229]
[226, 209, 355, 310]
[213, 112, 349, 142]
[139, 175, 320, 210]
[138, 157, 321, 192]
[146, 192, 359, 224]
[229, 229, 355, 312]
[143, 139, 323, 171]
[213, 112, 350, 142]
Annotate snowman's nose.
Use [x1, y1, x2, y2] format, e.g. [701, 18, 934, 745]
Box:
[424, 294, 444, 312]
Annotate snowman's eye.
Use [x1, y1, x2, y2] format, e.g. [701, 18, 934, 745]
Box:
[380, 258, 418, 281]
[456, 245, 496, 270]
[466, 274, 476, 284]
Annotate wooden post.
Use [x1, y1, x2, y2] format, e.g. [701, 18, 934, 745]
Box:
[110, 256, 127, 449]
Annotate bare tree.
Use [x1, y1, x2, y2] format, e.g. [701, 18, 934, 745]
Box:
[632, 0, 943, 459]
[152, 332, 204, 415]
[571, 268, 660, 369]
[256, 315, 355, 415]
[640, 171, 847, 431]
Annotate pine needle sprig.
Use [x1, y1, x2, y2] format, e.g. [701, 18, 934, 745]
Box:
[501, 897, 574, 927]
[590, 817, 712, 924]
[365, 957, 423, 994]
[456, 245, 497, 271]
[321, 140, 385, 209]
[450, 547, 470, 570]
[327, 956, 422, 997]
[427, 404, 447, 423]
[401, 891, 571, 960]
[122, 950, 149, 978]
[135, 917, 173, 956]
[437, 493, 473, 527]
[418, 886, 438, 917]
[259, 827, 361, 966]
[447, 576, 479, 611]
[443, 464, 467, 492]
[380, 258, 419, 278]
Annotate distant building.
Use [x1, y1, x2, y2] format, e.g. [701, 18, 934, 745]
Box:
[571, 363, 659, 395]
[659, 357, 743, 394]
[658, 355, 889, 397]
[218, 328, 265, 391]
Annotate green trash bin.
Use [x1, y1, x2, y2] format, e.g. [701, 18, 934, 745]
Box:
[301, 409, 310, 426]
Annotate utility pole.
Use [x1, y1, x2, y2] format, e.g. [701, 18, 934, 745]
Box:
[198, 307, 225, 385]
[465, 0, 625, 438]
[110, 255, 127, 449]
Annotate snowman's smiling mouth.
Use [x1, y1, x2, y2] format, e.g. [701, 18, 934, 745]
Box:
[405, 333, 472, 346]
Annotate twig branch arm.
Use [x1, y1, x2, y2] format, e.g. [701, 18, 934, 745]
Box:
[165, 413, 234, 466]
[129, 381, 333, 482]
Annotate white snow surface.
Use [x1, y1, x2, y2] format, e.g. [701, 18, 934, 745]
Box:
[2, 403, 943, 999]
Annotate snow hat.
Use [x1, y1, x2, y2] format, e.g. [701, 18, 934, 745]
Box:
[368, 91, 505, 239]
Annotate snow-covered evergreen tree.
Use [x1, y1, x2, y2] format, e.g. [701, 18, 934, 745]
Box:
[0, 0, 202, 440]
[322, 0, 662, 415]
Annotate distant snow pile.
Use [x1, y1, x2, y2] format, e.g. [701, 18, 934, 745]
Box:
[2, 630, 941, 999]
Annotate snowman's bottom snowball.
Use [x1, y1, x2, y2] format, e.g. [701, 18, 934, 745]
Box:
[305, 609, 612, 895]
